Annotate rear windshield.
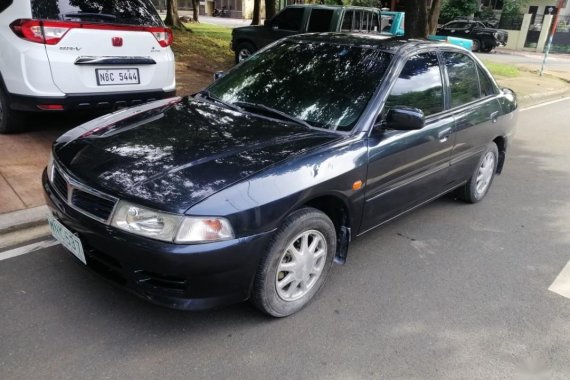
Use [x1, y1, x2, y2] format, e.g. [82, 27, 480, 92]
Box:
[31, 0, 163, 27]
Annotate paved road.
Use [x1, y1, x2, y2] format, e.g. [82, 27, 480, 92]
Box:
[1, 99, 570, 379]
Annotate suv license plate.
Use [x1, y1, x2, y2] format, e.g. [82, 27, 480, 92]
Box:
[48, 215, 86, 265]
[96, 68, 140, 86]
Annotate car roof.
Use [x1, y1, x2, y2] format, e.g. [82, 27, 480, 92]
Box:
[287, 33, 466, 55]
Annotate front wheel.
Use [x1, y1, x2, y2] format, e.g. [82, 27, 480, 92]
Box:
[251, 208, 336, 317]
[458, 142, 499, 203]
[235, 42, 255, 64]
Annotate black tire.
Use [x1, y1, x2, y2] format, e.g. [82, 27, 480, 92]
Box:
[459, 142, 499, 203]
[251, 207, 336, 317]
[234, 42, 255, 64]
[472, 39, 481, 52]
[0, 86, 25, 134]
[480, 41, 494, 53]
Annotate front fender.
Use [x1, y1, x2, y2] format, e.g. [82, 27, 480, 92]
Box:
[186, 138, 369, 238]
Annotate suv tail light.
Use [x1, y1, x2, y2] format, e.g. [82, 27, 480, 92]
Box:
[10, 19, 173, 47]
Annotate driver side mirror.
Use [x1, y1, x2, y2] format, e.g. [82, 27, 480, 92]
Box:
[264, 20, 277, 29]
[213, 71, 225, 80]
[383, 107, 425, 131]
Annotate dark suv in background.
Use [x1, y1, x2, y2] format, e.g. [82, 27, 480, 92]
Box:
[436, 20, 508, 52]
[231, 4, 382, 63]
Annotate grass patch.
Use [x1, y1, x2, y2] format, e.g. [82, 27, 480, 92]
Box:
[172, 23, 233, 68]
[482, 61, 520, 78]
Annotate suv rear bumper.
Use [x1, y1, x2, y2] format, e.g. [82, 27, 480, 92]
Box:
[8, 89, 177, 112]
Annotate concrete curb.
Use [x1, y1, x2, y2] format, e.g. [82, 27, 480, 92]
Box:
[0, 206, 49, 236]
[519, 88, 570, 107]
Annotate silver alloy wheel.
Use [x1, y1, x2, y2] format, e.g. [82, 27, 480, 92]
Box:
[275, 230, 327, 302]
[475, 151, 495, 196]
[238, 48, 251, 62]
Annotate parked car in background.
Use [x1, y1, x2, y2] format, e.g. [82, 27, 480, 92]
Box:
[44, 34, 518, 317]
[231, 4, 383, 63]
[436, 20, 508, 52]
[0, 0, 176, 134]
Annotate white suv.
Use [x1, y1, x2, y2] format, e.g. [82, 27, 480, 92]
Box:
[0, 0, 176, 133]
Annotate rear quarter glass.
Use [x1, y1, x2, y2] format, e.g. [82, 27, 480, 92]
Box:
[30, 0, 162, 27]
[0, 0, 13, 13]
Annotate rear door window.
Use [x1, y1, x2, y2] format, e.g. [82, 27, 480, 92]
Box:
[307, 9, 334, 32]
[272, 7, 305, 31]
[341, 10, 353, 32]
[30, 0, 163, 27]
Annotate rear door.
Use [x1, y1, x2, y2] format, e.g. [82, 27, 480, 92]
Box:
[31, 0, 174, 94]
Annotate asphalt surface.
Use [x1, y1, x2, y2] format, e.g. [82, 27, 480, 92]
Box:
[1, 98, 570, 379]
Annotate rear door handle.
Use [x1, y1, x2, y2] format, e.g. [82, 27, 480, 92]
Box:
[490, 111, 499, 123]
[438, 128, 452, 143]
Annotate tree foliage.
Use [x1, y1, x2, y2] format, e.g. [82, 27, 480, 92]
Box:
[439, 0, 478, 24]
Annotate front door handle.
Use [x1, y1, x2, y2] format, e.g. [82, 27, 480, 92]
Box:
[437, 128, 452, 143]
[490, 111, 499, 124]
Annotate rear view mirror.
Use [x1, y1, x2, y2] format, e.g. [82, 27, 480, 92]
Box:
[213, 71, 225, 80]
[384, 107, 424, 131]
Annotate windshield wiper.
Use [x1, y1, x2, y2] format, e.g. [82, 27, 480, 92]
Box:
[233, 101, 314, 129]
[64, 13, 117, 20]
[194, 90, 243, 112]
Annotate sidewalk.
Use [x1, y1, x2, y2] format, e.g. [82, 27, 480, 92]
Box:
[0, 53, 569, 234]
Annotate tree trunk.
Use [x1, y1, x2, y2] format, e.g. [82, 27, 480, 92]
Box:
[251, 0, 261, 25]
[192, 0, 199, 22]
[165, 0, 182, 29]
[265, 0, 276, 20]
[404, 0, 428, 39]
[427, 0, 442, 35]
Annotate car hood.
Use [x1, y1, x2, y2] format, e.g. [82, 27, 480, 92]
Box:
[233, 25, 265, 35]
[54, 98, 341, 213]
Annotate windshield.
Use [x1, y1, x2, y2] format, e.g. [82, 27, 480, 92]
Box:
[31, 0, 163, 27]
[208, 40, 392, 132]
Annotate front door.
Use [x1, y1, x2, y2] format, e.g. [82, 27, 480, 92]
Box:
[361, 52, 455, 233]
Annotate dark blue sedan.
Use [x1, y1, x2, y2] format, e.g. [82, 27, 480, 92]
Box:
[43, 34, 518, 317]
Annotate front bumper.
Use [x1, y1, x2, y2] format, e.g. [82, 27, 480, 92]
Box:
[42, 170, 273, 311]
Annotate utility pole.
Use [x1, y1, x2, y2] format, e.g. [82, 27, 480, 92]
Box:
[540, 0, 567, 76]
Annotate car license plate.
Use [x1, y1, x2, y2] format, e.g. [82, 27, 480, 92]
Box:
[96, 68, 140, 86]
[48, 215, 86, 265]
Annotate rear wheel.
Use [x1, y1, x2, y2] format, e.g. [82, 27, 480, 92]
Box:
[459, 142, 499, 203]
[251, 208, 336, 317]
[235, 42, 256, 64]
[472, 39, 481, 52]
[0, 86, 24, 134]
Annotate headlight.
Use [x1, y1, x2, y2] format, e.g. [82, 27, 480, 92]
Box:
[110, 201, 234, 243]
[47, 151, 54, 183]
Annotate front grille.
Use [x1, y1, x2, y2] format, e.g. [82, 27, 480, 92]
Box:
[53, 169, 68, 200]
[71, 189, 116, 221]
[51, 166, 118, 223]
